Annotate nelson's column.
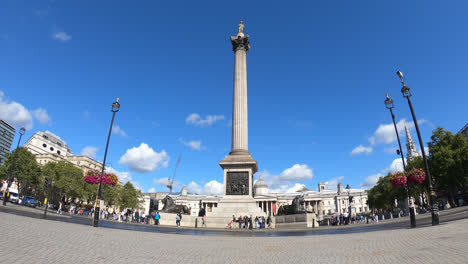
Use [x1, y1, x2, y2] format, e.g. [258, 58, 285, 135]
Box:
[210, 22, 264, 220]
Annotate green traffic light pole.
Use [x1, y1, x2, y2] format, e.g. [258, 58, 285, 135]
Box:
[396, 71, 439, 226]
[2, 126, 26, 206]
[384, 93, 416, 228]
[93, 98, 120, 227]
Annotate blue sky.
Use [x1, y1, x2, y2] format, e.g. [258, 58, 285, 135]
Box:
[1, 0, 467, 195]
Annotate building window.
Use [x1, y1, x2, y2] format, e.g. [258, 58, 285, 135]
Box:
[57, 142, 62, 146]
[57, 150, 61, 155]
[50, 147, 54, 151]
[43, 144, 47, 148]
[43, 135, 48, 139]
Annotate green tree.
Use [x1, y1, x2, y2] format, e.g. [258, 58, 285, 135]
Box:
[119, 182, 142, 209]
[428, 127, 468, 206]
[0, 147, 41, 195]
[367, 173, 406, 210]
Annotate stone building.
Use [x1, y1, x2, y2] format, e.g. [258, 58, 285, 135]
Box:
[162, 180, 369, 219]
[0, 119, 16, 165]
[24, 131, 102, 172]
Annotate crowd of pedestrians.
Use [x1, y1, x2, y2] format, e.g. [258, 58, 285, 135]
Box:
[226, 215, 272, 229]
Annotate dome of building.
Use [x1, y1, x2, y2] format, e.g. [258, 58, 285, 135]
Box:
[254, 176, 268, 196]
[254, 175, 268, 189]
[181, 186, 187, 196]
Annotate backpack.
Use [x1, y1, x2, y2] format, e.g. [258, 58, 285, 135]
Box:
[176, 215, 181, 221]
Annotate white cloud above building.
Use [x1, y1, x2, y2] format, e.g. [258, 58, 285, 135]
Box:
[187, 180, 223, 195]
[0, 91, 51, 130]
[81, 146, 98, 159]
[119, 143, 169, 173]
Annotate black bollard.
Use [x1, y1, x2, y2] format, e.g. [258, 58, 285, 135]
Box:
[195, 218, 198, 228]
[366, 216, 369, 224]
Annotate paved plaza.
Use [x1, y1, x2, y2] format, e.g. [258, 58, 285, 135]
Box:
[1, 209, 467, 264]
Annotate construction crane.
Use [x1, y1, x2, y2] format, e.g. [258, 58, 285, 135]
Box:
[166, 155, 181, 193]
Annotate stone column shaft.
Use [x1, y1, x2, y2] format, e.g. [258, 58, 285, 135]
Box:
[229, 34, 250, 155]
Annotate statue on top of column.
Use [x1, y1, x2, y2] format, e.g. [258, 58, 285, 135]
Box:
[237, 20, 245, 37]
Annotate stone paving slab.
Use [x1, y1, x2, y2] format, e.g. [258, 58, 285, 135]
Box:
[1, 211, 467, 264]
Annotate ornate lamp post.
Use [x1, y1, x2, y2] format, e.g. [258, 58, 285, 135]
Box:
[93, 98, 120, 227]
[396, 71, 439, 226]
[345, 184, 351, 216]
[384, 94, 416, 228]
[2, 126, 26, 206]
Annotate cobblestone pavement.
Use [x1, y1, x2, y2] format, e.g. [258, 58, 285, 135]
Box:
[1, 212, 467, 264]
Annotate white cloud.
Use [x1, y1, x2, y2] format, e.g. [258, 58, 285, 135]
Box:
[153, 178, 170, 185]
[368, 119, 425, 145]
[147, 187, 156, 193]
[185, 113, 225, 127]
[260, 164, 314, 193]
[286, 183, 308, 193]
[112, 125, 127, 137]
[0, 91, 33, 129]
[278, 164, 313, 181]
[106, 167, 132, 183]
[53, 31, 71, 42]
[119, 143, 169, 173]
[351, 145, 373, 155]
[360, 174, 384, 189]
[359, 157, 407, 189]
[187, 181, 202, 194]
[0, 91, 52, 130]
[387, 158, 405, 173]
[179, 138, 205, 151]
[186, 180, 223, 196]
[81, 146, 98, 159]
[32, 108, 50, 124]
[325, 176, 345, 190]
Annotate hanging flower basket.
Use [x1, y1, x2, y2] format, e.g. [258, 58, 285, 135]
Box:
[84, 170, 118, 186]
[390, 172, 407, 187]
[407, 168, 426, 185]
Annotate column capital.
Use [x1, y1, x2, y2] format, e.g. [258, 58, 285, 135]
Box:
[230, 35, 250, 52]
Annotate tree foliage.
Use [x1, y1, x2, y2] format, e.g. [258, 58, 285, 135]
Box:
[428, 127, 468, 205]
[0, 147, 41, 195]
[119, 182, 142, 209]
[367, 173, 406, 210]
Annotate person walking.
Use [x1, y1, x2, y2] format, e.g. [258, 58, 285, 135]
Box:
[202, 215, 207, 228]
[176, 213, 181, 227]
[267, 216, 272, 229]
[57, 202, 62, 215]
[154, 211, 160, 225]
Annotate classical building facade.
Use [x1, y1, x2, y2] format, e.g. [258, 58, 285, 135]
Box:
[24, 131, 102, 172]
[161, 180, 369, 219]
[0, 119, 16, 165]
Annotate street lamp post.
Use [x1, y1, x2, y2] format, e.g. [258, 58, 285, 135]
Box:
[396, 71, 439, 226]
[93, 98, 120, 227]
[2, 126, 26, 206]
[345, 184, 351, 224]
[384, 94, 416, 228]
